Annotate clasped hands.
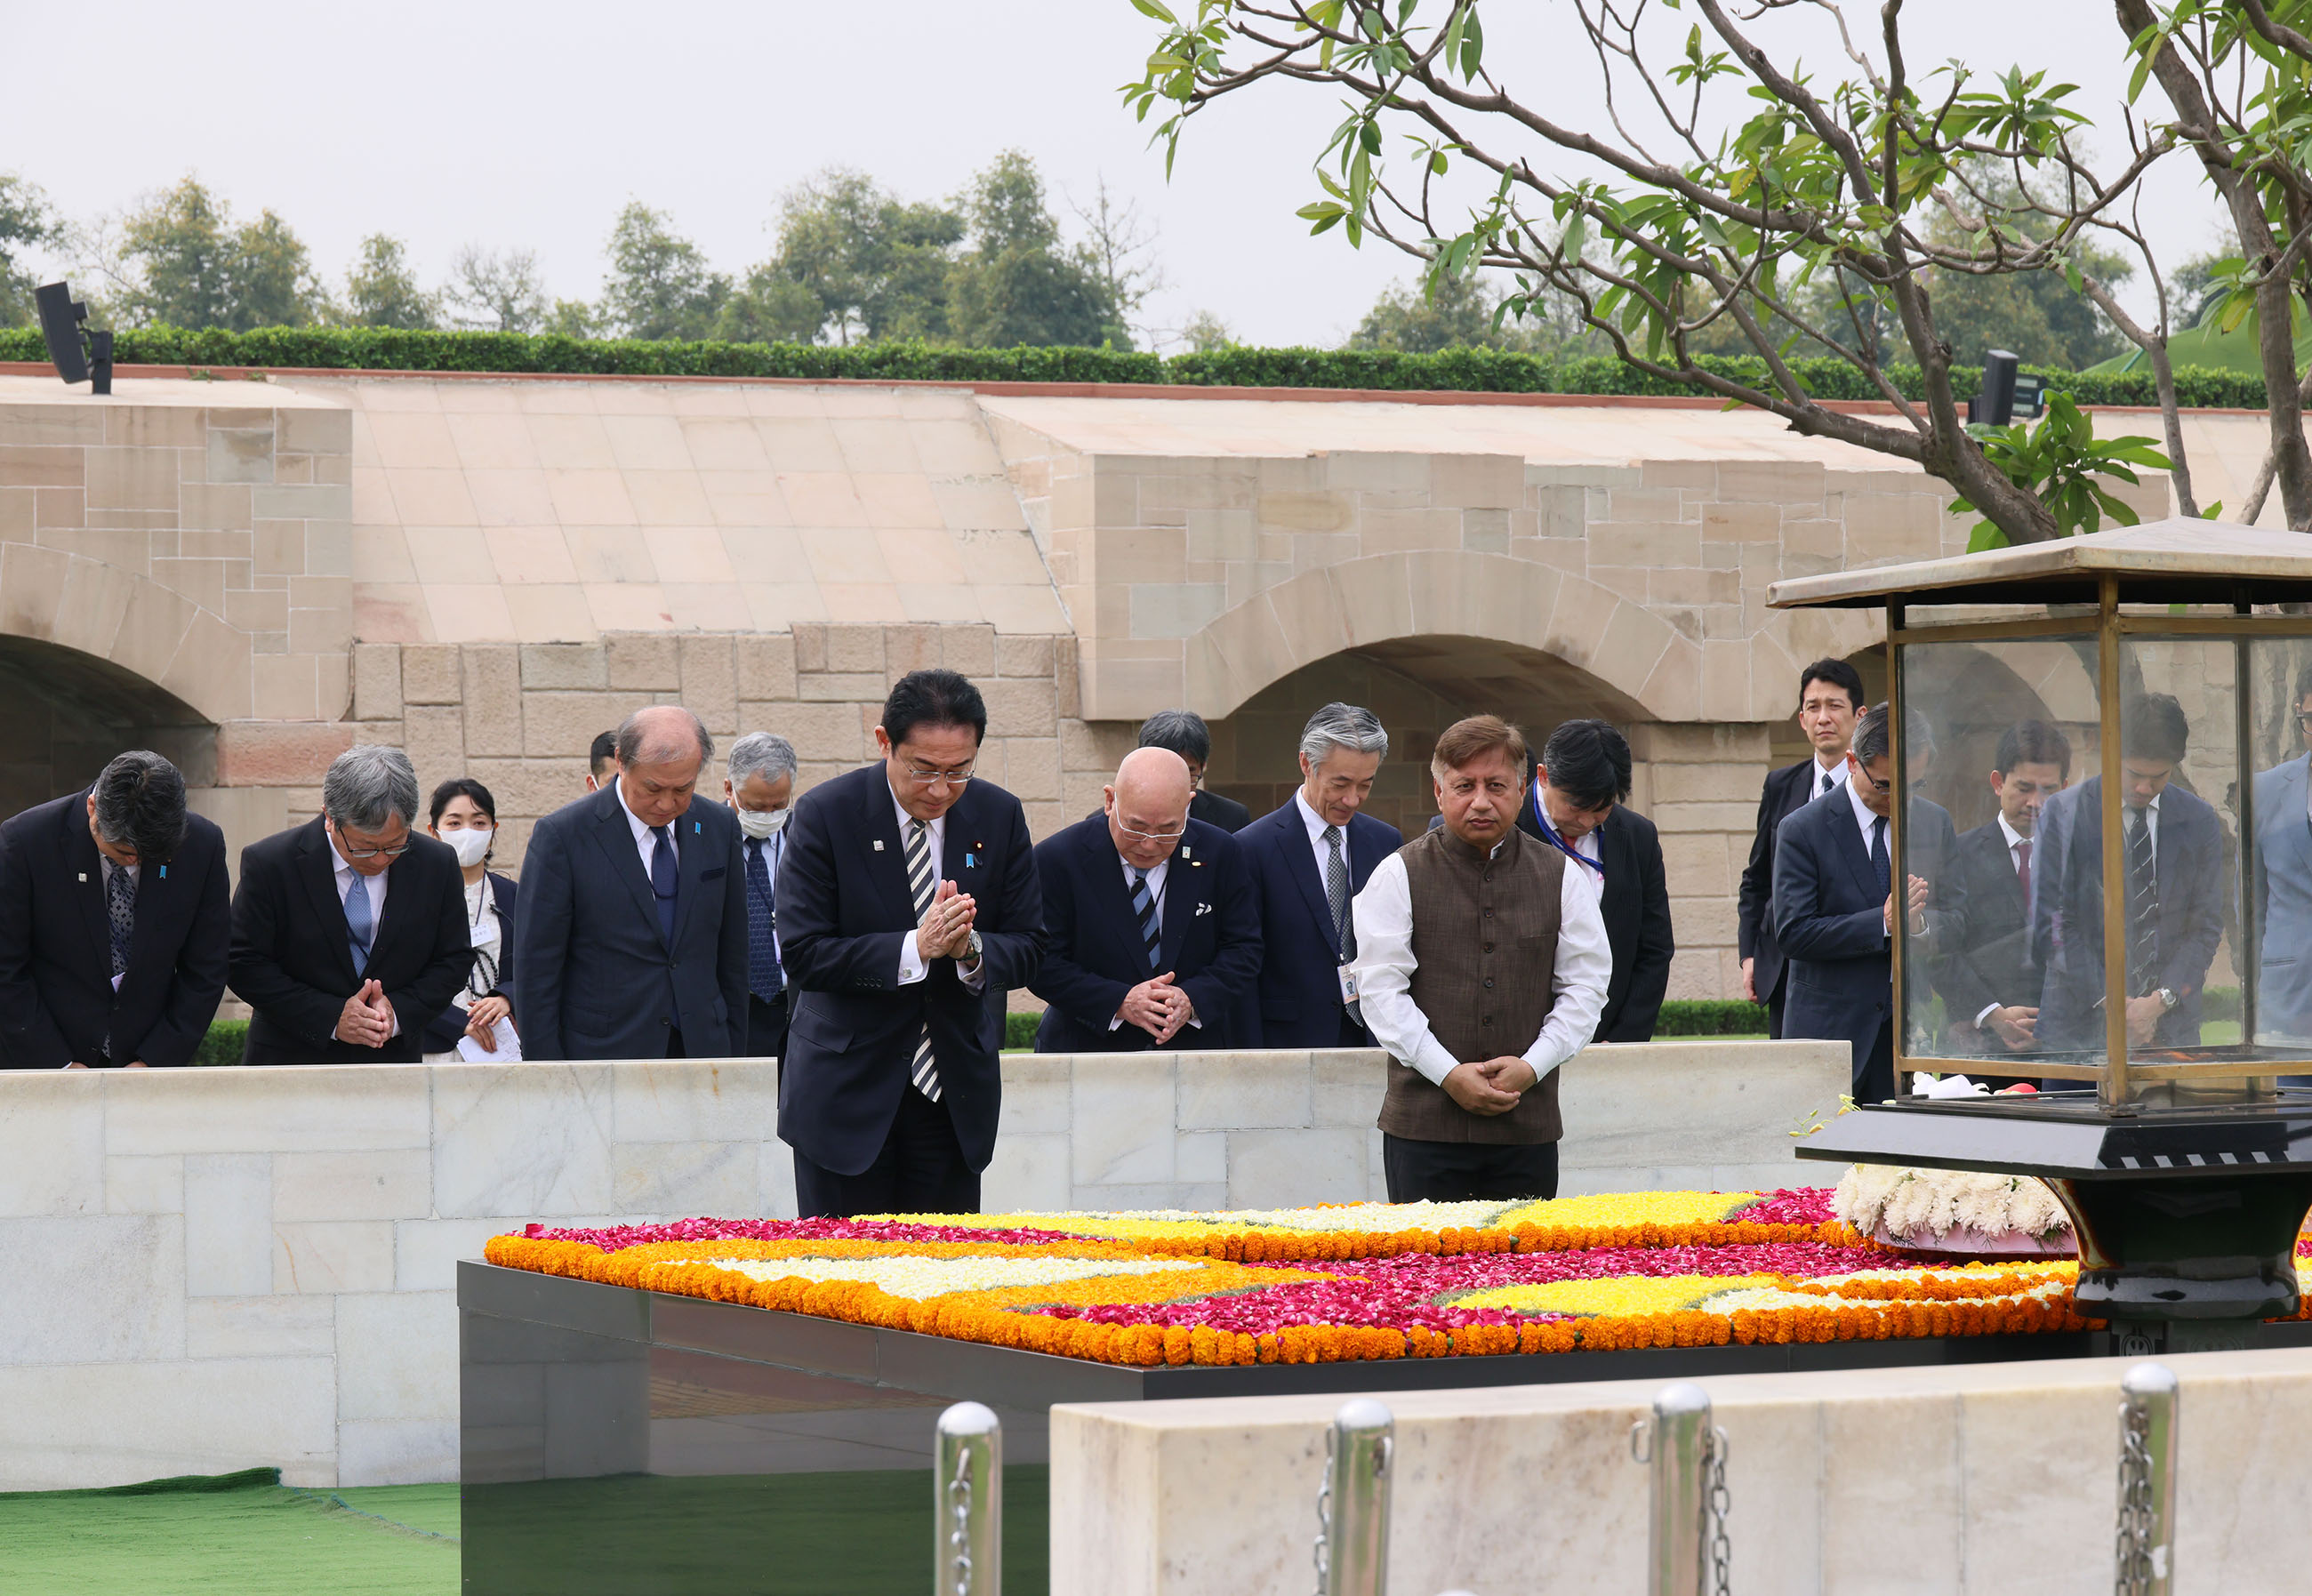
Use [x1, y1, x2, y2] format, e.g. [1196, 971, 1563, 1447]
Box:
[1442, 1055, 1537, 1116]
[334, 978, 397, 1047]
[1118, 972, 1196, 1044]
[917, 879, 979, 965]
[1883, 873, 1931, 937]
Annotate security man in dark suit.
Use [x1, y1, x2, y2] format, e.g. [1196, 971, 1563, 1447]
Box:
[1521, 721, 1675, 1043]
[775, 670, 1046, 1218]
[1031, 747, 1261, 1051]
[1774, 703, 1963, 1102]
[1932, 719, 2070, 1081]
[229, 745, 473, 1066]
[1137, 709, 1251, 833]
[516, 706, 750, 1061]
[1237, 702, 1401, 1047]
[2030, 694, 2227, 1056]
[0, 751, 229, 1069]
[1738, 657, 1866, 1036]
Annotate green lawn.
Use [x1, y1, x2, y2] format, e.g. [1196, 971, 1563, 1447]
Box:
[0, 1472, 457, 1596]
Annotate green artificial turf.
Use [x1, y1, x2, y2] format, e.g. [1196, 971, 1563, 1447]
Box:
[0, 1470, 459, 1595]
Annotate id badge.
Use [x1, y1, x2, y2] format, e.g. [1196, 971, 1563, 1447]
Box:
[1337, 964, 1360, 1004]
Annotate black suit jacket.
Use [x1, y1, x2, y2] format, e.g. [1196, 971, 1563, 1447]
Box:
[228, 817, 473, 1065]
[421, 870, 518, 1055]
[775, 764, 1046, 1176]
[1738, 759, 1842, 1002]
[514, 787, 750, 1060]
[1516, 795, 1674, 1042]
[0, 790, 230, 1068]
[1189, 789, 1252, 834]
[1029, 815, 1260, 1052]
[1931, 822, 2037, 1036]
[1238, 799, 1401, 1047]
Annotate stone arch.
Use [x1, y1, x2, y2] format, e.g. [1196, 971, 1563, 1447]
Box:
[1182, 552, 1704, 726]
[0, 546, 252, 726]
[0, 633, 218, 819]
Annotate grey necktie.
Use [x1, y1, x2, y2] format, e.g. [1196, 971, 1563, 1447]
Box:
[903, 817, 941, 1101]
[1323, 824, 1353, 958]
[106, 864, 134, 979]
[344, 870, 374, 977]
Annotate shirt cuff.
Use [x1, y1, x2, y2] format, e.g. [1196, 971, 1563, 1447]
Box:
[1405, 1035, 1463, 1087]
[1975, 1002, 2001, 1027]
[959, 955, 987, 992]
[897, 932, 928, 986]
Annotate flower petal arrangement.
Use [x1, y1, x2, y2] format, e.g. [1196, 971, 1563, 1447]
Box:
[478, 1185, 2260, 1368]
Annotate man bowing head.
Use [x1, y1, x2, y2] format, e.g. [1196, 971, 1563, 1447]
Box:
[516, 705, 750, 1060]
[776, 670, 1045, 1219]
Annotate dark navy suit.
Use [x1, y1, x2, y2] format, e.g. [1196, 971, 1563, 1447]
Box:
[1773, 787, 1961, 1101]
[2252, 754, 2312, 1042]
[1238, 798, 1401, 1047]
[1740, 759, 1845, 1036]
[514, 786, 750, 1060]
[775, 764, 1044, 1209]
[1029, 814, 1260, 1052]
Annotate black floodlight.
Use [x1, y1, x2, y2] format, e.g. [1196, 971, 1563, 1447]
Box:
[35, 282, 112, 396]
[1966, 348, 2020, 428]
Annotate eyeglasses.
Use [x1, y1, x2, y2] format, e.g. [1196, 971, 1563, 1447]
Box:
[338, 840, 412, 860]
[1850, 766, 1890, 794]
[1114, 819, 1189, 844]
[901, 761, 975, 789]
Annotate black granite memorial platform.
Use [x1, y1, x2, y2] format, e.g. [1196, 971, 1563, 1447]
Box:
[456, 1257, 2312, 1593]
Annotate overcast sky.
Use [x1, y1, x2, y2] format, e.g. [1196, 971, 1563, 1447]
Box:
[4, 2, 2231, 349]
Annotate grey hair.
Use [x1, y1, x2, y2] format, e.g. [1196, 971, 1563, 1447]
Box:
[1853, 702, 1933, 769]
[727, 730, 798, 787]
[1299, 702, 1389, 765]
[323, 744, 420, 833]
[615, 706, 714, 769]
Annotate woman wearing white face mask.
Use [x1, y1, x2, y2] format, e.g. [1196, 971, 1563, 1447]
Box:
[421, 778, 519, 1061]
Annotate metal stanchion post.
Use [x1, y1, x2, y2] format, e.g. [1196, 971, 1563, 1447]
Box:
[1313, 1397, 1393, 1596]
[2115, 1363, 2179, 1596]
[1632, 1383, 1726, 1596]
[935, 1401, 1001, 1596]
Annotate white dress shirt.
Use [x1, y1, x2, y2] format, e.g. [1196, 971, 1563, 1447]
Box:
[329, 842, 398, 1035]
[2125, 791, 2163, 858]
[1811, 755, 1850, 800]
[1347, 836, 1612, 1088]
[1844, 780, 1896, 949]
[1104, 852, 1200, 1031]
[890, 785, 985, 991]
[1293, 790, 1345, 883]
[1974, 814, 2034, 1028]
[614, 778, 676, 876]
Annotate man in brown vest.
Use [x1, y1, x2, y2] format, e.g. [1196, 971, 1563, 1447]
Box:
[1348, 716, 1610, 1202]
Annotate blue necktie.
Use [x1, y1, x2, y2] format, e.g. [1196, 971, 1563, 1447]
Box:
[1131, 868, 1160, 972]
[744, 837, 782, 998]
[1870, 815, 1891, 900]
[649, 824, 678, 945]
[344, 871, 374, 976]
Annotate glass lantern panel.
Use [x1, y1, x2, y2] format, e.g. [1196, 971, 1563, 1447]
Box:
[1895, 636, 2101, 1076]
[2244, 638, 2312, 1063]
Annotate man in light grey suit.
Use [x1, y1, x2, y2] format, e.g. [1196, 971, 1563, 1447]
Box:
[2254, 664, 2312, 1045]
[515, 706, 750, 1059]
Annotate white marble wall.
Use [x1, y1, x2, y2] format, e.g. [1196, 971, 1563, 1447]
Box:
[0, 1039, 1843, 1489]
[1053, 1348, 2312, 1596]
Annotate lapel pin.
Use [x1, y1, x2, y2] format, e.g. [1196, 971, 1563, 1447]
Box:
[964, 852, 976, 868]
[873, 839, 885, 852]
[694, 820, 702, 835]
[1180, 846, 1192, 861]
[158, 865, 167, 879]
[76, 872, 86, 883]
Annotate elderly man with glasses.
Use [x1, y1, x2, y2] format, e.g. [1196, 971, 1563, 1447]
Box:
[228, 745, 473, 1064]
[1028, 746, 1261, 1053]
[775, 669, 1046, 1219]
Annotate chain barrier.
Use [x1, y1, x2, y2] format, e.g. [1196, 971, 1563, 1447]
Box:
[933, 1400, 999, 1596]
[2115, 1398, 2154, 1596]
[1703, 1424, 1732, 1596]
[948, 1449, 975, 1596]
[1313, 1423, 1335, 1596]
[2113, 1361, 2177, 1596]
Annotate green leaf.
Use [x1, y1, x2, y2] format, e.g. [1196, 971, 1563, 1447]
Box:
[1966, 522, 2011, 553]
[1130, 0, 1178, 21]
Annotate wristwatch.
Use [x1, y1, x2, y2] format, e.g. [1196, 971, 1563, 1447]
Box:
[2158, 987, 2179, 1012]
[963, 929, 983, 966]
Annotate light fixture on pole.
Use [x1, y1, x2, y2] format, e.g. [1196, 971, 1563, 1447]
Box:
[34, 281, 112, 397]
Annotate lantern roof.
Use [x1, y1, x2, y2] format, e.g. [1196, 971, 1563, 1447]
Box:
[1768, 517, 2312, 609]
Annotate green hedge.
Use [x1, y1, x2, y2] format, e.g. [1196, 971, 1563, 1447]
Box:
[192, 1019, 247, 1066]
[0, 325, 2271, 407]
[1650, 999, 1772, 1037]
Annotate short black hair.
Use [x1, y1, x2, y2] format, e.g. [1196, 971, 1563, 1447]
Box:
[1539, 718, 1632, 809]
[429, 776, 497, 829]
[2123, 693, 2190, 765]
[1798, 657, 1866, 712]
[1994, 719, 2072, 778]
[589, 729, 618, 780]
[1852, 702, 1893, 766]
[1137, 709, 1212, 766]
[92, 750, 189, 865]
[882, 669, 987, 748]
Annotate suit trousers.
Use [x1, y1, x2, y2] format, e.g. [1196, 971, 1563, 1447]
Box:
[792, 1084, 980, 1219]
[1382, 1134, 1558, 1203]
[746, 992, 789, 1061]
[1856, 1018, 1895, 1104]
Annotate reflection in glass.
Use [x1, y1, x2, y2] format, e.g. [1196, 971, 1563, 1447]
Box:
[2250, 642, 2312, 1055]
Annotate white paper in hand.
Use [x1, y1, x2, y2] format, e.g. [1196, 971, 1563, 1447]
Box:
[457, 1023, 523, 1063]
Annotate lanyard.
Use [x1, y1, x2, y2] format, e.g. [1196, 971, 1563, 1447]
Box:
[1532, 788, 1605, 878]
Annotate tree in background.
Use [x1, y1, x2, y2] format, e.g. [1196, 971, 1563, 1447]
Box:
[945, 151, 1120, 348]
[1069, 178, 1162, 347]
[444, 245, 549, 333]
[1178, 308, 1235, 350]
[337, 234, 438, 330]
[598, 203, 729, 341]
[730, 168, 961, 344]
[105, 177, 325, 331]
[0, 173, 55, 326]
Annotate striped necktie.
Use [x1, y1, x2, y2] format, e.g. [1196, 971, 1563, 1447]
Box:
[2125, 807, 2160, 995]
[1130, 868, 1160, 972]
[903, 817, 942, 1101]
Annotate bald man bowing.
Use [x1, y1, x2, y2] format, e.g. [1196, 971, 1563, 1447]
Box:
[1029, 748, 1262, 1051]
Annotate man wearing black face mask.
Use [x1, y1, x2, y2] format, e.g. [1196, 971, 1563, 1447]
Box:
[725, 732, 798, 1061]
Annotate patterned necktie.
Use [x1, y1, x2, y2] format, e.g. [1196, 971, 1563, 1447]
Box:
[649, 824, 678, 945]
[1323, 824, 1353, 958]
[344, 870, 374, 977]
[903, 817, 942, 1101]
[1869, 815, 1891, 900]
[1130, 868, 1160, 972]
[106, 864, 134, 979]
[2126, 807, 2160, 995]
[744, 837, 781, 999]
